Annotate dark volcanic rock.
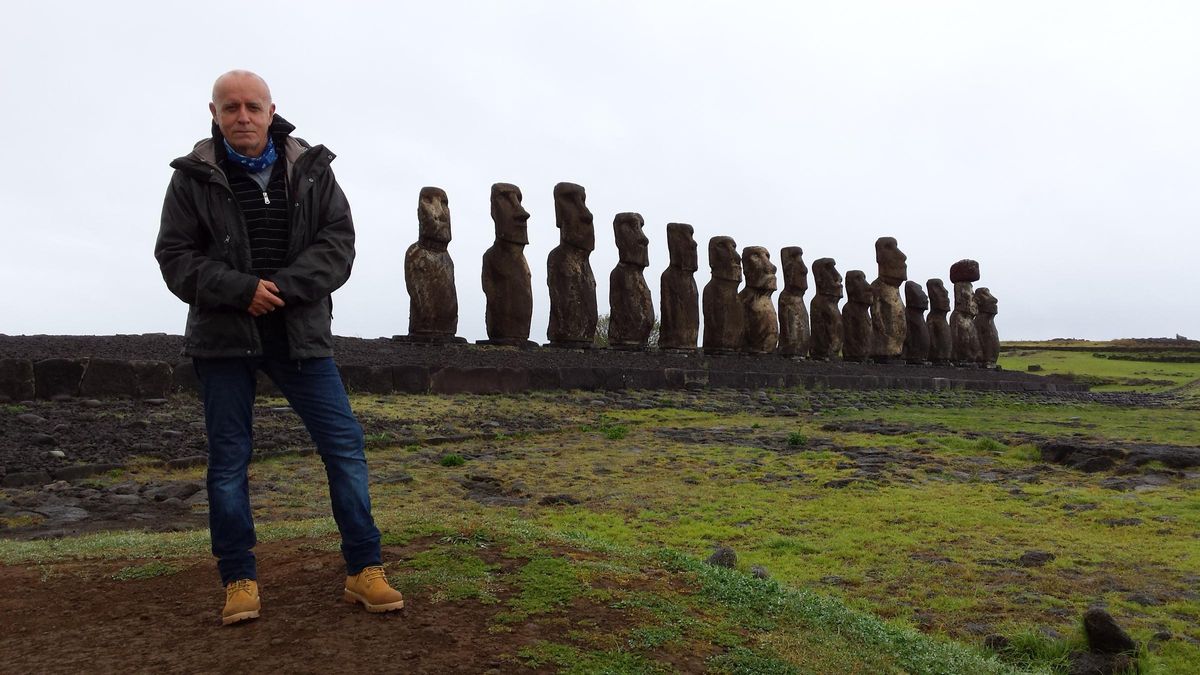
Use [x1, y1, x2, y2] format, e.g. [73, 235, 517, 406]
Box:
[1083, 607, 1137, 654]
[706, 545, 737, 568]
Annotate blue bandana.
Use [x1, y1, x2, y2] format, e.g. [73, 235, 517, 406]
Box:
[223, 136, 278, 172]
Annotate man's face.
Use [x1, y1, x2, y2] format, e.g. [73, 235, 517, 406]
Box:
[210, 74, 275, 156]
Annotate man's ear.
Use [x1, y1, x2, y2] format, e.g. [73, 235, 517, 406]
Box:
[209, 102, 217, 121]
[269, 103, 276, 116]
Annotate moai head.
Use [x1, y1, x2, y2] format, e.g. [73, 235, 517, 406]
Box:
[417, 186, 451, 246]
[875, 237, 908, 285]
[954, 282, 978, 316]
[846, 270, 872, 304]
[904, 280, 929, 310]
[975, 287, 997, 315]
[927, 279, 950, 312]
[667, 223, 698, 272]
[742, 246, 777, 292]
[708, 236, 742, 282]
[614, 212, 649, 268]
[950, 259, 981, 283]
[812, 258, 843, 299]
[553, 182, 595, 251]
[781, 246, 808, 294]
[490, 183, 529, 245]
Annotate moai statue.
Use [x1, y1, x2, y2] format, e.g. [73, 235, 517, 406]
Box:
[480, 183, 535, 347]
[974, 287, 999, 367]
[842, 270, 874, 362]
[702, 236, 744, 354]
[901, 281, 930, 364]
[808, 258, 843, 360]
[777, 247, 810, 358]
[658, 223, 699, 351]
[546, 182, 598, 348]
[608, 213, 654, 349]
[949, 259, 982, 364]
[926, 279, 952, 364]
[739, 246, 779, 354]
[401, 187, 465, 343]
[870, 237, 908, 362]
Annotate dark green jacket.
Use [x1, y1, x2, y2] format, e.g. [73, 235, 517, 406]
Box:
[155, 116, 354, 359]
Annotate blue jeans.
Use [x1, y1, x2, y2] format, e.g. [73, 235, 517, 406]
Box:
[193, 356, 382, 585]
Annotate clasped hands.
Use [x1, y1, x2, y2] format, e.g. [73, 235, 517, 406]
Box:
[248, 279, 285, 317]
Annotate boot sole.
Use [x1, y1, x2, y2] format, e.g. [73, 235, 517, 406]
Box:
[343, 589, 404, 613]
[221, 609, 260, 625]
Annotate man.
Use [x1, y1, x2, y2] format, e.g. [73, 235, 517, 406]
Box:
[155, 70, 403, 625]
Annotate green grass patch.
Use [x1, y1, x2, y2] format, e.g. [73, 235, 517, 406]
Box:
[111, 560, 180, 581]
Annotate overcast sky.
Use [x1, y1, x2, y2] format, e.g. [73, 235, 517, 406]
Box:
[2, 1, 1197, 342]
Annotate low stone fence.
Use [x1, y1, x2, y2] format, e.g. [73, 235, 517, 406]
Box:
[0, 356, 1086, 401]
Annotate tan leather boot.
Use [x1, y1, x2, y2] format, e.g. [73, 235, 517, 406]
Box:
[222, 579, 260, 625]
[343, 565, 405, 613]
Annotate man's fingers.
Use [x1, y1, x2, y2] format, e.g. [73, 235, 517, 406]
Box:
[262, 280, 281, 293]
[267, 293, 285, 307]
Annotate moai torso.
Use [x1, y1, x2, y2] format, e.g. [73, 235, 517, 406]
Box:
[777, 247, 810, 357]
[702, 236, 744, 354]
[949, 260, 982, 364]
[405, 187, 458, 339]
[608, 213, 654, 349]
[926, 279, 951, 364]
[870, 237, 908, 360]
[901, 280, 930, 364]
[808, 258, 843, 359]
[658, 223, 699, 350]
[739, 246, 779, 354]
[481, 183, 533, 343]
[842, 270, 873, 362]
[546, 182, 598, 347]
[974, 287, 999, 366]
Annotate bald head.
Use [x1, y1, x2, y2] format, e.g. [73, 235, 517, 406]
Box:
[212, 70, 272, 105]
[209, 70, 276, 156]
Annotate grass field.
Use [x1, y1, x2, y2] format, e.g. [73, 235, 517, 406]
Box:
[3, 343, 1197, 673]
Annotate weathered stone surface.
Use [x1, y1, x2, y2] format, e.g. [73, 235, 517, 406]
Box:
[777, 247, 810, 357]
[1082, 608, 1137, 654]
[34, 358, 87, 399]
[950, 259, 981, 283]
[79, 358, 136, 398]
[546, 182, 598, 347]
[926, 279, 952, 364]
[659, 223, 699, 350]
[902, 281, 931, 363]
[842, 270, 873, 362]
[0, 359, 35, 401]
[706, 545, 737, 568]
[739, 246, 779, 354]
[702, 236, 744, 354]
[950, 278, 982, 364]
[404, 187, 459, 340]
[974, 287, 999, 366]
[608, 213, 654, 349]
[870, 237, 907, 359]
[481, 183, 533, 345]
[130, 360, 172, 398]
[809, 258, 843, 359]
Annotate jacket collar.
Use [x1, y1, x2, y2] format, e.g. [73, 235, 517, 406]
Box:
[171, 114, 331, 181]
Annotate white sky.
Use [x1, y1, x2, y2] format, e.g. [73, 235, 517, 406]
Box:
[1, 1, 1197, 341]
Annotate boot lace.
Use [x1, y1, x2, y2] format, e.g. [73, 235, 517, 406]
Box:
[362, 566, 387, 584]
[227, 579, 254, 598]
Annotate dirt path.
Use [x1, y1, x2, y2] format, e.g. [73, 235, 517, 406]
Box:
[0, 539, 560, 674]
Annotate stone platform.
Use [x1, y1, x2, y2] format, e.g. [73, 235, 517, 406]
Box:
[0, 334, 1084, 400]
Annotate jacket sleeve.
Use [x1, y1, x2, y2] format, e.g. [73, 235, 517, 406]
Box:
[154, 171, 260, 311]
[270, 169, 356, 305]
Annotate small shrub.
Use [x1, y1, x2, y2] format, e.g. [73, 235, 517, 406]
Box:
[440, 454, 465, 467]
[602, 425, 629, 440]
[786, 432, 807, 447]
